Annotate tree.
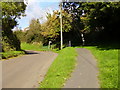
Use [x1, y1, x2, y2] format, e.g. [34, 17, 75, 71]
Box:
[80, 2, 120, 44]
[1, 2, 26, 52]
[13, 29, 26, 42]
[25, 18, 44, 44]
[41, 10, 73, 46]
[62, 2, 120, 45]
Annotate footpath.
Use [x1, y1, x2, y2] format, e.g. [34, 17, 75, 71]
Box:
[64, 48, 99, 88]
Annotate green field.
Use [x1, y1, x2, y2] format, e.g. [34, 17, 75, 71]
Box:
[40, 47, 77, 88]
[82, 46, 118, 88]
[21, 43, 49, 51]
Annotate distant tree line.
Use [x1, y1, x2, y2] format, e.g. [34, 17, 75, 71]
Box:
[14, 18, 44, 45]
[14, 11, 74, 48]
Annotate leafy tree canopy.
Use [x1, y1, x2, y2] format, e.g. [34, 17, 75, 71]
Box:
[25, 18, 44, 44]
[2, 2, 26, 52]
[62, 2, 120, 44]
[41, 10, 72, 39]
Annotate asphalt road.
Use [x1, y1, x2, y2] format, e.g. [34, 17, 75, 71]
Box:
[2, 50, 58, 88]
[64, 48, 99, 88]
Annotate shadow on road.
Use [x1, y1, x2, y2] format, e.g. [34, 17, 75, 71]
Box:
[24, 50, 40, 55]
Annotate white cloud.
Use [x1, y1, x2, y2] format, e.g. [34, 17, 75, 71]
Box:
[25, 0, 57, 23]
[16, 0, 59, 29]
[27, 0, 61, 3]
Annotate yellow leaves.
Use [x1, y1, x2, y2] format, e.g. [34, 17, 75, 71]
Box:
[41, 10, 72, 38]
[80, 16, 86, 20]
[41, 32, 47, 36]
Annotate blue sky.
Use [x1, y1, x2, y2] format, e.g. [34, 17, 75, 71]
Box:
[15, 0, 60, 30]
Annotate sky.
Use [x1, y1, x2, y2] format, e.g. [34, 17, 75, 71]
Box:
[14, 0, 60, 30]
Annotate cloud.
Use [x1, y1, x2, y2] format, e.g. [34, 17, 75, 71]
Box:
[16, 0, 60, 30]
[27, 0, 61, 3]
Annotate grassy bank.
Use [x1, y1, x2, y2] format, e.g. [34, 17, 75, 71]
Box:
[1, 42, 50, 60]
[81, 46, 118, 88]
[40, 47, 77, 88]
[21, 43, 49, 51]
[1, 51, 25, 59]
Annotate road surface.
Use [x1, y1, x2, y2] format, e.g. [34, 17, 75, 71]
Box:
[64, 48, 99, 88]
[2, 50, 58, 88]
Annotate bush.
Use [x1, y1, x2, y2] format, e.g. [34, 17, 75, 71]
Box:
[1, 51, 25, 59]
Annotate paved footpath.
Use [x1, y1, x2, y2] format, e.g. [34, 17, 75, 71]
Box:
[64, 48, 99, 88]
[2, 50, 58, 88]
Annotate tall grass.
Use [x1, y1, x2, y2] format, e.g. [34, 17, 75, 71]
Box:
[40, 47, 77, 88]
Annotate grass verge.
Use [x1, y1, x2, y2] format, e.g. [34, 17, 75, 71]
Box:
[1, 51, 25, 59]
[77, 46, 118, 88]
[21, 43, 49, 51]
[40, 47, 77, 88]
[1, 42, 51, 60]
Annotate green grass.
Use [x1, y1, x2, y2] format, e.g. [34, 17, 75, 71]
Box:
[77, 46, 118, 88]
[40, 47, 77, 88]
[21, 43, 49, 51]
[1, 42, 51, 60]
[1, 51, 25, 59]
